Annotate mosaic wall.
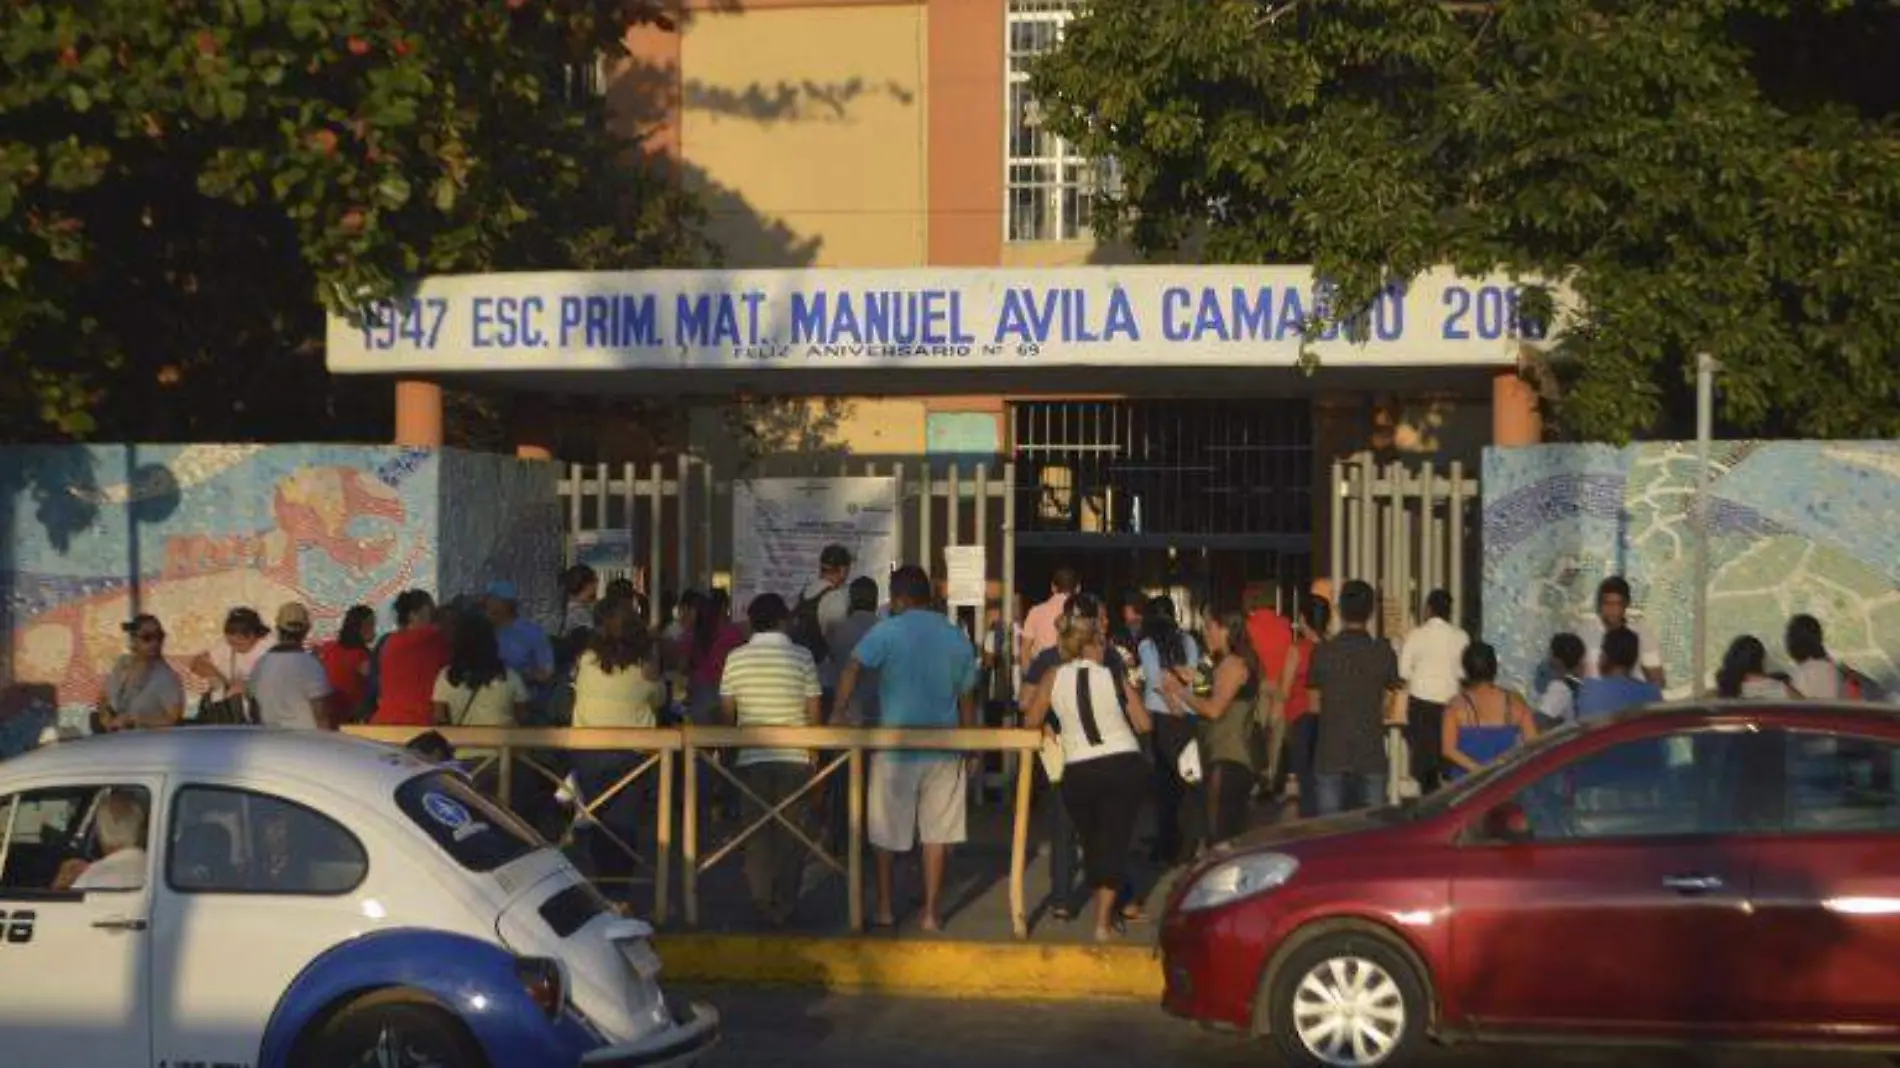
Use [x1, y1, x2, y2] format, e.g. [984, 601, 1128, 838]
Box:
[436, 449, 562, 625]
[1483, 442, 1900, 698]
[0, 446, 558, 751]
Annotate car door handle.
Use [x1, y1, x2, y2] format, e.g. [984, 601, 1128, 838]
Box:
[91, 917, 148, 932]
[1662, 874, 1724, 894]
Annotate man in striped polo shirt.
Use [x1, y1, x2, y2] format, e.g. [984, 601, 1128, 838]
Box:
[721, 593, 824, 927]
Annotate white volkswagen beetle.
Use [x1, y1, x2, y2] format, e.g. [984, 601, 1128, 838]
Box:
[0, 728, 716, 1068]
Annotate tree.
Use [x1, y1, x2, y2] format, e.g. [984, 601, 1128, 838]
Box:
[1032, 0, 1900, 441]
[0, 0, 707, 441]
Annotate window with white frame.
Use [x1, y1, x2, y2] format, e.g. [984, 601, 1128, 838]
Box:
[1006, 0, 1118, 243]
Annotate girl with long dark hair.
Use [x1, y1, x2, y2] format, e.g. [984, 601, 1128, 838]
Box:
[1137, 595, 1202, 863]
[1441, 642, 1539, 779]
[1164, 607, 1264, 845]
[685, 588, 742, 726]
[318, 605, 376, 719]
[1717, 635, 1793, 699]
[431, 613, 527, 728]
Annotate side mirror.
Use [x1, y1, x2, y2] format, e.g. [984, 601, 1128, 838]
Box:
[1482, 801, 1532, 843]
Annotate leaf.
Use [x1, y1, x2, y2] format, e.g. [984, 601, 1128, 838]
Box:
[67, 85, 92, 113]
[218, 88, 247, 121]
[431, 175, 457, 213]
[375, 174, 411, 209]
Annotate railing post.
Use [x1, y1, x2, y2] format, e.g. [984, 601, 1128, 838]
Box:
[848, 746, 865, 933]
[654, 746, 674, 926]
[498, 744, 514, 810]
[683, 730, 699, 928]
[1009, 739, 1033, 940]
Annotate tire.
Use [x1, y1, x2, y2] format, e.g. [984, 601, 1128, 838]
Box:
[1266, 933, 1427, 1068]
[292, 997, 487, 1068]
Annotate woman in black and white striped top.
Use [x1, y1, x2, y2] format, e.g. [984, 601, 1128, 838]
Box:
[1025, 614, 1153, 941]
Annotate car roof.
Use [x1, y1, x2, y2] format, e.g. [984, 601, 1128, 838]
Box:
[0, 728, 432, 797]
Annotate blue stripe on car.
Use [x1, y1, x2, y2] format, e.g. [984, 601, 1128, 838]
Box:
[257, 927, 599, 1068]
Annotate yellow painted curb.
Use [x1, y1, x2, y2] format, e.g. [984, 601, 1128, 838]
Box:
[655, 934, 1164, 1002]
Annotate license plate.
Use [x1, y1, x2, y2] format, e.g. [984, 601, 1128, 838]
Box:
[618, 939, 662, 980]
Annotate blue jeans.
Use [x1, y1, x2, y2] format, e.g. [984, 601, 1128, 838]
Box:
[1315, 773, 1387, 816]
[1289, 715, 1321, 819]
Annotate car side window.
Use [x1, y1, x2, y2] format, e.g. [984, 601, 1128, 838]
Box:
[1784, 731, 1900, 834]
[168, 787, 367, 895]
[0, 785, 152, 896]
[1513, 731, 1746, 841]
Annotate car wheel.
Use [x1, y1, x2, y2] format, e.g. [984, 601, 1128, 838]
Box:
[294, 998, 486, 1068]
[1266, 933, 1426, 1068]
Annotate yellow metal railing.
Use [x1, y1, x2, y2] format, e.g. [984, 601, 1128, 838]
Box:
[343, 725, 1042, 936]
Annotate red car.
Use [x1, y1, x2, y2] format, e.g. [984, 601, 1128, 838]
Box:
[1162, 701, 1900, 1067]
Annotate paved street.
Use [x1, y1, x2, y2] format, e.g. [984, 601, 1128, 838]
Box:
[685, 986, 1892, 1068]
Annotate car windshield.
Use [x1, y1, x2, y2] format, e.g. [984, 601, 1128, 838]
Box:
[394, 771, 542, 873]
[1403, 720, 1586, 818]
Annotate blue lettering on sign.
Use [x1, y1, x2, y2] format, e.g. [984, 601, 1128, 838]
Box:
[790, 291, 828, 344]
[1310, 282, 1342, 342]
[1376, 283, 1405, 342]
[1104, 288, 1139, 341]
[675, 294, 747, 347]
[1161, 288, 1192, 342]
[992, 289, 1039, 345]
[1276, 288, 1306, 340]
[992, 288, 1117, 346]
[1442, 284, 1541, 342]
[557, 295, 661, 349]
[1229, 288, 1272, 341]
[862, 292, 917, 345]
[472, 296, 547, 348]
[359, 298, 448, 351]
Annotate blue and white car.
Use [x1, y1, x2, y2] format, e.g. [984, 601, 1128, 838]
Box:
[0, 728, 717, 1067]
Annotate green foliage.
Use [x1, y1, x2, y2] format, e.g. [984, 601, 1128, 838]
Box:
[1033, 0, 1900, 441]
[0, 0, 707, 441]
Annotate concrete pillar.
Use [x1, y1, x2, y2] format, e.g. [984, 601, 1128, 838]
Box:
[394, 380, 443, 447]
[1491, 370, 1542, 447]
[515, 400, 557, 462]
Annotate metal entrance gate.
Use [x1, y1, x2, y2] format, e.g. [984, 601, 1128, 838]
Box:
[1010, 399, 1316, 619]
[556, 459, 1020, 633]
[1327, 451, 1482, 636]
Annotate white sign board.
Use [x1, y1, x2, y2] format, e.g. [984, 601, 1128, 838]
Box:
[571, 530, 634, 577]
[944, 545, 987, 609]
[732, 478, 898, 614]
[326, 266, 1569, 374]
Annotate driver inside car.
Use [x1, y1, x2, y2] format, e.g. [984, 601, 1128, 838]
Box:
[55, 791, 149, 892]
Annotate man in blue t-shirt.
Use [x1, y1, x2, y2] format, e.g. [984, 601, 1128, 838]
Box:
[1576, 626, 1664, 720]
[486, 581, 555, 709]
[835, 565, 978, 933]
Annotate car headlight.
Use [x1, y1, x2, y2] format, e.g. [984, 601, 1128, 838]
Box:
[1179, 852, 1299, 912]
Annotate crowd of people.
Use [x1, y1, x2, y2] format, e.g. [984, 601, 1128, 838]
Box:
[78, 557, 1889, 936]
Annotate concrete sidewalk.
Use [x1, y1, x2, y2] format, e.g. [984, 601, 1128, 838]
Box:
[602, 783, 1292, 1000]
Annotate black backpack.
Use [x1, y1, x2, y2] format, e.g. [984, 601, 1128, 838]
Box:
[789, 588, 831, 665]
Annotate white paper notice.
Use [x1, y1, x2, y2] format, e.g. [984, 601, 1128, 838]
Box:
[944, 545, 987, 608]
[732, 477, 899, 611]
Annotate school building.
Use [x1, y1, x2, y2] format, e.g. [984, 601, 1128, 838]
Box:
[341, 0, 1549, 617]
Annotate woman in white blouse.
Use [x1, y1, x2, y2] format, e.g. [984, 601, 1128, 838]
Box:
[1024, 614, 1153, 942]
